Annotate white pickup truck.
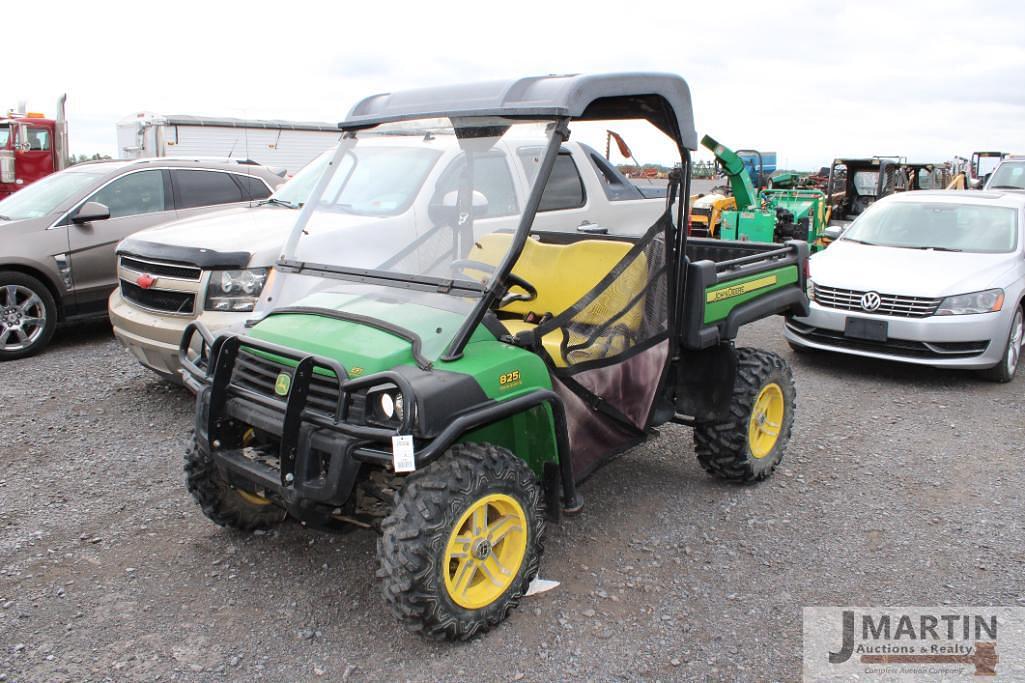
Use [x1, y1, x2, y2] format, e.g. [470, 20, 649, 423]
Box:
[109, 134, 666, 380]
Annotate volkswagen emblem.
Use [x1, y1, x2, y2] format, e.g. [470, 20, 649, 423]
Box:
[860, 291, 882, 312]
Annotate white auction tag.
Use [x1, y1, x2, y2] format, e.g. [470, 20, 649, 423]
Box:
[524, 578, 560, 596]
[391, 434, 415, 473]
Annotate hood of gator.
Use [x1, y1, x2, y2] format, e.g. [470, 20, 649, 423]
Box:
[246, 290, 496, 375]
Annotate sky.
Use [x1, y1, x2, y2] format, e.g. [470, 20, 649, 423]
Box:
[5, 0, 1023, 171]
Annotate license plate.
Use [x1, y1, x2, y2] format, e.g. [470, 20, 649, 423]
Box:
[844, 317, 888, 342]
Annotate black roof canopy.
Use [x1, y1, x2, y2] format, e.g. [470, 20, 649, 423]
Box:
[341, 72, 698, 150]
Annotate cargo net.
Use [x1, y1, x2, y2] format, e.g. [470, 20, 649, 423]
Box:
[531, 213, 670, 372]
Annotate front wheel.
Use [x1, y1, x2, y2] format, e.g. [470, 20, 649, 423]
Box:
[0, 271, 57, 361]
[184, 436, 285, 531]
[978, 305, 1023, 383]
[377, 443, 544, 640]
[694, 347, 796, 482]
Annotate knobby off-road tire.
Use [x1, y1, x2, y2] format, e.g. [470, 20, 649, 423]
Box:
[377, 443, 545, 640]
[0, 270, 58, 361]
[694, 347, 796, 482]
[978, 305, 1023, 383]
[184, 435, 285, 531]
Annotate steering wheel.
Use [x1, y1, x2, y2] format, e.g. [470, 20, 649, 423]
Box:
[450, 259, 537, 306]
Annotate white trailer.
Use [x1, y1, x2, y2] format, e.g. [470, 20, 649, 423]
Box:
[116, 112, 342, 175]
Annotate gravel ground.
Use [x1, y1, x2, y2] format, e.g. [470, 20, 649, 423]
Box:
[1, 317, 1024, 682]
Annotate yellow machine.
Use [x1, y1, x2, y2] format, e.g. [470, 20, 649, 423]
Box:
[688, 192, 736, 237]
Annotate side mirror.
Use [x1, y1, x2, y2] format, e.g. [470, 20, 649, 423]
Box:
[429, 190, 489, 225]
[822, 225, 844, 242]
[72, 201, 111, 224]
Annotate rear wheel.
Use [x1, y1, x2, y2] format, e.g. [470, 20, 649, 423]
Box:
[978, 305, 1023, 383]
[184, 435, 285, 531]
[377, 443, 544, 640]
[0, 271, 57, 361]
[694, 347, 796, 482]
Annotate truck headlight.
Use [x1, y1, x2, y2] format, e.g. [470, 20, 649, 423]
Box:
[204, 268, 269, 312]
[936, 288, 1004, 316]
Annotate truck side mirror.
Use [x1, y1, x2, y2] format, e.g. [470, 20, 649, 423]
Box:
[429, 190, 489, 225]
[72, 201, 111, 224]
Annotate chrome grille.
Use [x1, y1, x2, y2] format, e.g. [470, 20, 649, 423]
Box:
[813, 284, 940, 318]
[120, 279, 195, 314]
[119, 255, 201, 281]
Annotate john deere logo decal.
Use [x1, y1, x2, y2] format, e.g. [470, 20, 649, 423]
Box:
[706, 274, 778, 303]
[274, 372, 291, 396]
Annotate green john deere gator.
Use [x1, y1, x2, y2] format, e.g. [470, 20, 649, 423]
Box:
[178, 73, 810, 640]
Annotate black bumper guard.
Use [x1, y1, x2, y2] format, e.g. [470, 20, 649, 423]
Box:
[179, 322, 582, 512]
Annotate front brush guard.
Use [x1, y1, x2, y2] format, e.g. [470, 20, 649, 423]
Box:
[179, 321, 583, 515]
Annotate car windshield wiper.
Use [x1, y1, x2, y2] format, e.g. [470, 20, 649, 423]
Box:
[257, 197, 298, 208]
[911, 245, 962, 252]
[842, 238, 879, 246]
[987, 185, 1024, 190]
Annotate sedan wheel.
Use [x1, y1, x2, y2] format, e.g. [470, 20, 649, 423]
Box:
[0, 272, 58, 361]
[979, 305, 1023, 383]
[1006, 307, 1023, 376]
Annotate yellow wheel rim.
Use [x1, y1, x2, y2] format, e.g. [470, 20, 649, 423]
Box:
[236, 489, 272, 506]
[748, 383, 785, 459]
[443, 493, 528, 610]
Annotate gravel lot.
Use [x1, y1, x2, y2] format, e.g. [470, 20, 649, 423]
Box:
[2, 317, 1024, 682]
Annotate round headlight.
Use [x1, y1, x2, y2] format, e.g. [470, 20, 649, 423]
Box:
[380, 392, 395, 419]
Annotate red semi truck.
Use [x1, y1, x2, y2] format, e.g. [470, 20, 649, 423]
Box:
[0, 95, 69, 199]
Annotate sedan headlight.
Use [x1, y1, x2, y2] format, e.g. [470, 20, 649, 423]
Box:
[936, 288, 1004, 316]
[205, 268, 269, 312]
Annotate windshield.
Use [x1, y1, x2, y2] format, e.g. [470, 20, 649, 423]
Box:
[265, 151, 332, 207]
[286, 117, 555, 287]
[0, 168, 105, 221]
[975, 155, 1003, 178]
[269, 116, 557, 354]
[986, 162, 1025, 190]
[843, 201, 1018, 253]
[852, 170, 878, 196]
[0, 124, 9, 149]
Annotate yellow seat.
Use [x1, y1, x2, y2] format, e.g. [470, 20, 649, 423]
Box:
[469, 233, 648, 367]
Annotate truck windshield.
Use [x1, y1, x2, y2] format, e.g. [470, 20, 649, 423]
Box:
[267, 151, 332, 207]
[0, 125, 9, 149]
[0, 168, 105, 221]
[843, 201, 1018, 253]
[985, 162, 1025, 191]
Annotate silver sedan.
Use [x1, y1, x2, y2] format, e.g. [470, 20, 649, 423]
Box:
[785, 190, 1025, 382]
